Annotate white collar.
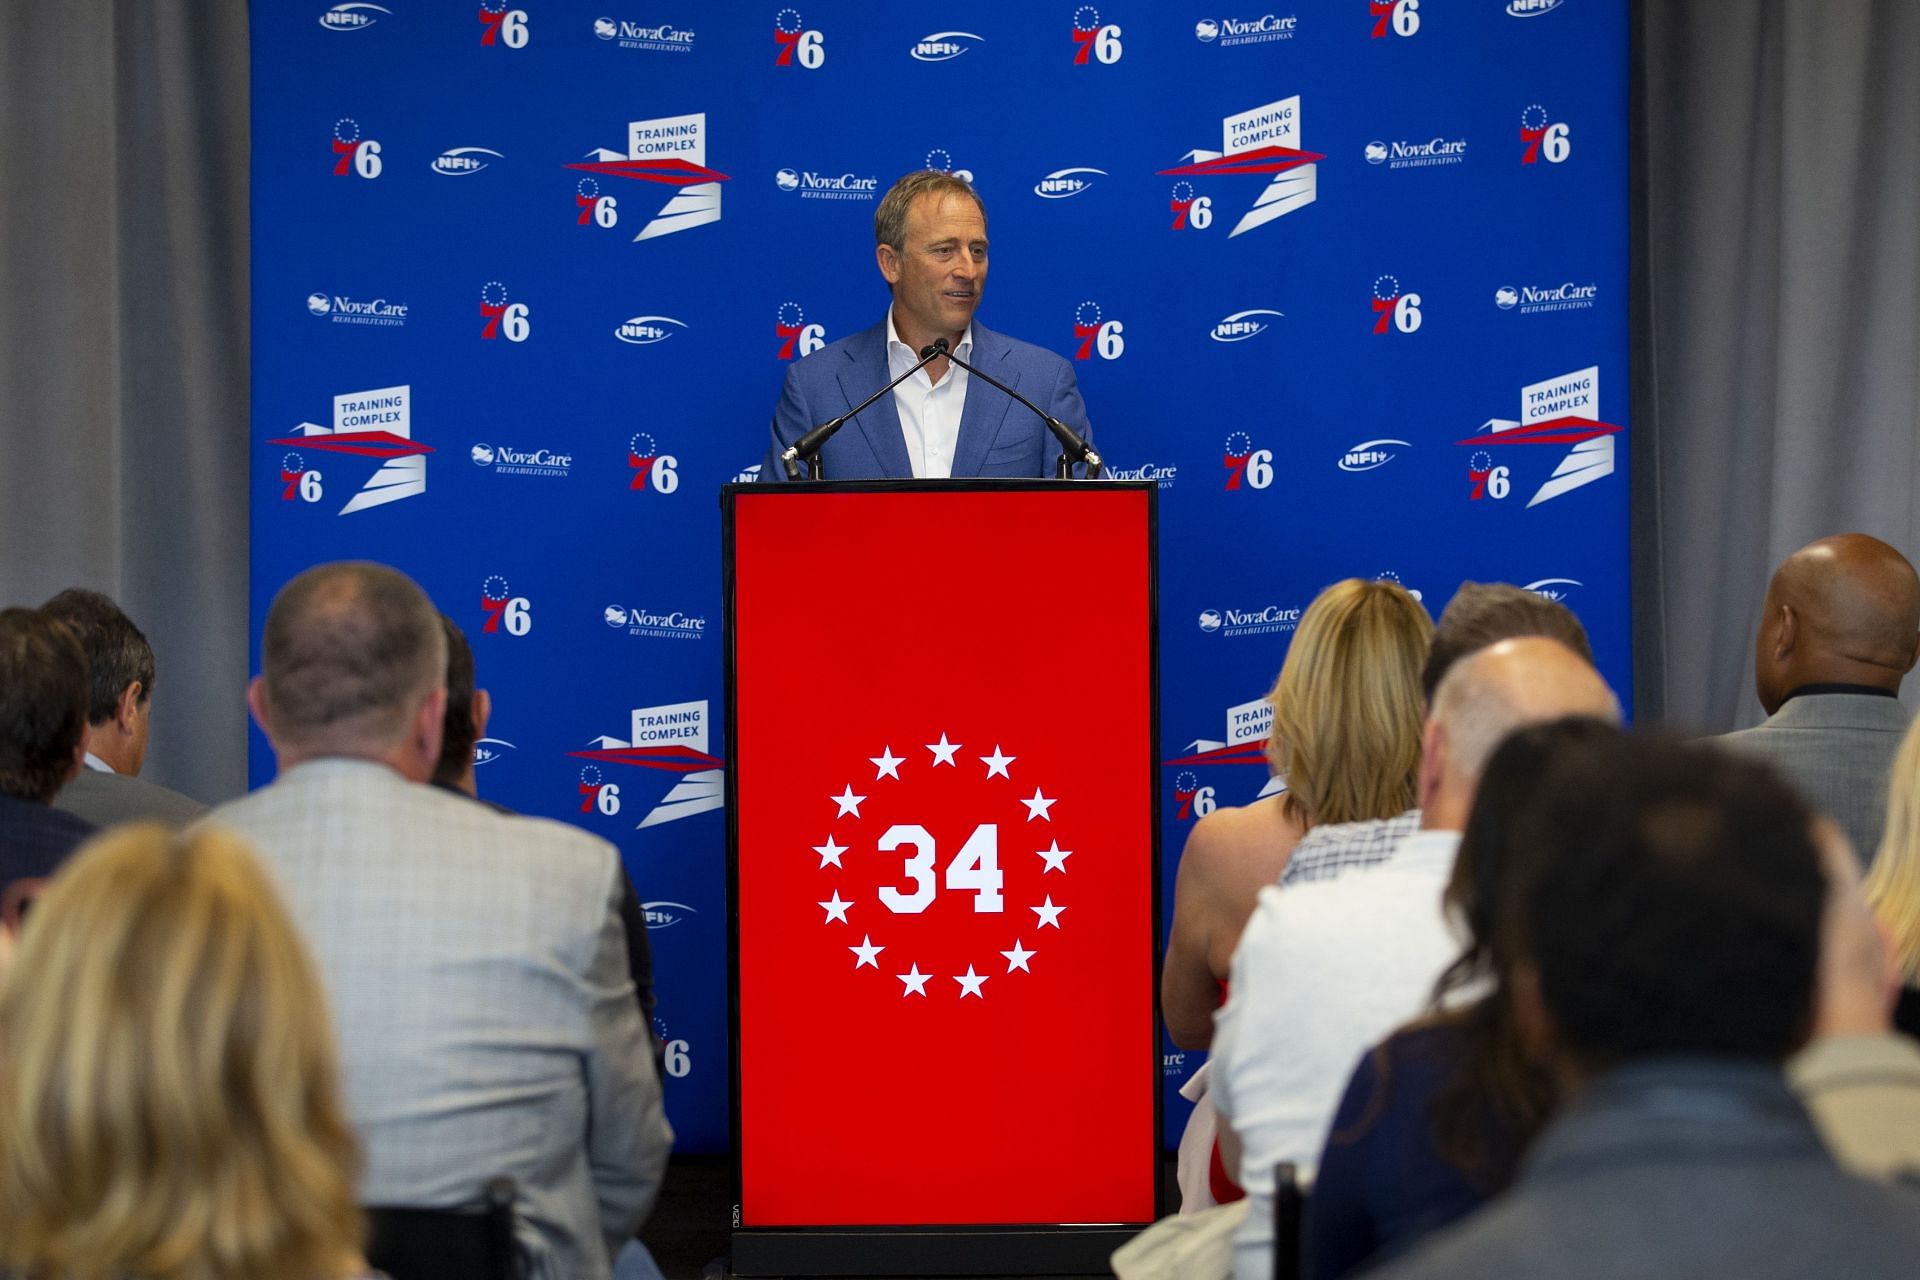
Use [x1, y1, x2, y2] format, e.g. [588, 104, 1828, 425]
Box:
[83, 751, 115, 774]
[885, 307, 973, 360]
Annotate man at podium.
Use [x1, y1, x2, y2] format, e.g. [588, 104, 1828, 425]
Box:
[764, 170, 1096, 480]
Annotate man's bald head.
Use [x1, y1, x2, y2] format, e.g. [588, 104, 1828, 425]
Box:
[1420, 637, 1621, 829]
[1755, 534, 1920, 713]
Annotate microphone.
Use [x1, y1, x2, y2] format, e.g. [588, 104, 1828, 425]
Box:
[780, 340, 952, 480]
[930, 337, 1104, 478]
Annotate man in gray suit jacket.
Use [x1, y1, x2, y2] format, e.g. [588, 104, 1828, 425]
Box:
[42, 588, 206, 827]
[206, 562, 670, 1280]
[1716, 534, 1920, 866]
[1370, 738, 1920, 1280]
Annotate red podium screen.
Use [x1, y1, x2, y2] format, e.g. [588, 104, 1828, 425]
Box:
[730, 484, 1158, 1228]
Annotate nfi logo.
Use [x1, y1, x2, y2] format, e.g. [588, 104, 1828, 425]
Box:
[1211, 309, 1284, 342]
[1339, 438, 1410, 472]
[319, 3, 389, 30]
[642, 901, 697, 930]
[615, 315, 686, 345]
[1034, 167, 1106, 199]
[911, 31, 984, 61]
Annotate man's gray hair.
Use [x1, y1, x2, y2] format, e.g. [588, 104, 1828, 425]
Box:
[874, 170, 986, 251]
[1429, 637, 1622, 783]
[260, 562, 447, 750]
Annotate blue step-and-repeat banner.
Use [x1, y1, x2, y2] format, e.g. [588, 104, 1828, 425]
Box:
[251, 0, 1628, 1153]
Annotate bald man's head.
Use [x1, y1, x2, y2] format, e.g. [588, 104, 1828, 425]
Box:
[1754, 534, 1920, 714]
[1420, 637, 1621, 829]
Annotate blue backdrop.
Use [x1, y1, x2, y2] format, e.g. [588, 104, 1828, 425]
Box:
[251, 0, 1628, 1153]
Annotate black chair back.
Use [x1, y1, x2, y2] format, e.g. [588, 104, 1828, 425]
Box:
[1274, 1161, 1306, 1280]
[365, 1176, 520, 1280]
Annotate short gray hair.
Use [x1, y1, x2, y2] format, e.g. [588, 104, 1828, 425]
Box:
[874, 170, 986, 252]
[261, 562, 446, 751]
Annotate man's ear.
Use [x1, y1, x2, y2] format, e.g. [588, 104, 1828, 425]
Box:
[1773, 603, 1798, 662]
[114, 680, 144, 735]
[246, 677, 273, 740]
[1417, 719, 1447, 812]
[65, 737, 85, 786]
[472, 688, 493, 743]
[415, 687, 448, 770]
[876, 242, 901, 287]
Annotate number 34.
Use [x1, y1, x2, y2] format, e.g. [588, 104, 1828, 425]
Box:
[876, 823, 1003, 914]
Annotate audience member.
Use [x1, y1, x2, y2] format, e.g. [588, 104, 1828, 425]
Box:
[1790, 819, 1920, 1178]
[1716, 533, 1920, 864]
[1369, 738, 1920, 1280]
[1280, 581, 1590, 888]
[1163, 578, 1429, 1211]
[41, 587, 207, 826]
[1211, 638, 1619, 1280]
[433, 614, 661, 1050]
[0, 824, 372, 1280]
[1309, 717, 1620, 1279]
[1865, 711, 1920, 1037]
[206, 562, 670, 1280]
[0, 607, 96, 913]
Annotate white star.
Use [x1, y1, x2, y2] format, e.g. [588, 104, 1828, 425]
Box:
[1032, 896, 1065, 929]
[819, 891, 852, 924]
[1037, 839, 1072, 874]
[954, 965, 988, 998]
[927, 733, 962, 767]
[831, 785, 866, 818]
[1021, 787, 1057, 822]
[981, 745, 1016, 778]
[870, 746, 905, 780]
[850, 935, 884, 969]
[897, 963, 930, 996]
[812, 836, 848, 869]
[1001, 940, 1036, 973]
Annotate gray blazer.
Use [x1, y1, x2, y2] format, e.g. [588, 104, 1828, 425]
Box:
[204, 759, 670, 1280]
[53, 765, 207, 829]
[1714, 692, 1911, 865]
[1368, 1059, 1920, 1280]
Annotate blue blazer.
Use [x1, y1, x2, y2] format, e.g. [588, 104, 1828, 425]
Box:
[762, 319, 1094, 480]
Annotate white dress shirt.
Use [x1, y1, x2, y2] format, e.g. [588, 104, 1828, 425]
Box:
[885, 308, 972, 478]
[1211, 827, 1464, 1280]
[83, 752, 114, 773]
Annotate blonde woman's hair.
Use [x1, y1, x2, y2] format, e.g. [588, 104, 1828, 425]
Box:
[0, 824, 363, 1280]
[1867, 715, 1920, 984]
[1267, 578, 1433, 827]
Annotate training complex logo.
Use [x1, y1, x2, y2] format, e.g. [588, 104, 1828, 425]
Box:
[1460, 366, 1624, 508]
[570, 700, 724, 828]
[1159, 96, 1321, 237]
[566, 113, 727, 241]
[270, 385, 429, 516]
[1163, 697, 1281, 819]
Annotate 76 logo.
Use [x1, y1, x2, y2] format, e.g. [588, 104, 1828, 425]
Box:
[1371, 275, 1423, 334]
[479, 576, 533, 636]
[1071, 5, 1122, 63]
[1520, 104, 1571, 164]
[480, 282, 531, 342]
[478, 0, 529, 46]
[1371, 0, 1419, 37]
[1223, 432, 1275, 491]
[331, 118, 381, 179]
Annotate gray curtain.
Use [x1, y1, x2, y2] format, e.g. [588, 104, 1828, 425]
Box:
[0, 0, 250, 804]
[1635, 0, 1920, 732]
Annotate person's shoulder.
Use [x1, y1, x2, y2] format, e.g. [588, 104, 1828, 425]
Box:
[790, 319, 885, 374]
[977, 322, 1071, 372]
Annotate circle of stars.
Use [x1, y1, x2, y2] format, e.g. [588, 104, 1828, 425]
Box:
[1373, 273, 1401, 303]
[812, 734, 1072, 1001]
[481, 574, 510, 602]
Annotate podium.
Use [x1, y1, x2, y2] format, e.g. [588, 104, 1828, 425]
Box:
[723, 480, 1164, 1276]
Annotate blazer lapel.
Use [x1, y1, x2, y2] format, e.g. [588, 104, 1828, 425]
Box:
[839, 326, 913, 479]
[949, 324, 1018, 478]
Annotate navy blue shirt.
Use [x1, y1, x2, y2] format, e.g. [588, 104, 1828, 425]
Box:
[0, 792, 95, 906]
[1310, 1021, 1518, 1280]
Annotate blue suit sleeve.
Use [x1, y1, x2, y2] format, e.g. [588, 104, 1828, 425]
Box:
[762, 361, 812, 484]
[1309, 1049, 1386, 1280]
